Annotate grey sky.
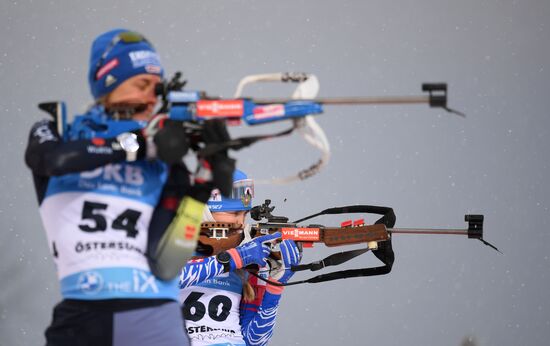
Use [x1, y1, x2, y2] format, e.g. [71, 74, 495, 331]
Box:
[1, 1, 549, 345]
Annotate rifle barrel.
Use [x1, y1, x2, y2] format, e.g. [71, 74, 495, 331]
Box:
[252, 95, 430, 105]
[388, 228, 468, 236]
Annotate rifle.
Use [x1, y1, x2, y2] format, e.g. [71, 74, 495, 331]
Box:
[201, 199, 499, 286]
[39, 72, 464, 184]
[157, 72, 464, 184]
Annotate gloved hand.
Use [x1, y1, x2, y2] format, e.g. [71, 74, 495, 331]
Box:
[139, 114, 189, 164]
[269, 239, 302, 283]
[228, 232, 281, 270]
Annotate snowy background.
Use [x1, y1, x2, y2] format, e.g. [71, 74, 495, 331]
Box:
[1, 1, 549, 345]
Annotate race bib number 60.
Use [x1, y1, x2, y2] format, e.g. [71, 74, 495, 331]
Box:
[183, 291, 233, 322]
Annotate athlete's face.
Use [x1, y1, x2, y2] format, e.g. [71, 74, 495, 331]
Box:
[199, 211, 247, 254]
[105, 74, 161, 121]
[212, 211, 247, 226]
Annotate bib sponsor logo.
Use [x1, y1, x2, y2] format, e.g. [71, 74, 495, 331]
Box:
[77, 270, 159, 295]
[80, 164, 144, 186]
[77, 271, 104, 295]
[196, 100, 244, 117]
[133, 269, 159, 293]
[75, 241, 144, 255]
[78, 164, 145, 197]
[281, 227, 320, 241]
[187, 325, 237, 338]
[102, 272, 159, 294]
[203, 277, 231, 286]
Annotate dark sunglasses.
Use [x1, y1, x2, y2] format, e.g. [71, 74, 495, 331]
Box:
[94, 31, 152, 80]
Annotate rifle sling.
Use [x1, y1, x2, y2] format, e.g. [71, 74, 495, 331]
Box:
[248, 240, 394, 287]
[293, 205, 396, 226]
[291, 248, 370, 272]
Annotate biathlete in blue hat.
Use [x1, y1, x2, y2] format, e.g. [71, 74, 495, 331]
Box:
[25, 29, 235, 346]
[178, 170, 302, 346]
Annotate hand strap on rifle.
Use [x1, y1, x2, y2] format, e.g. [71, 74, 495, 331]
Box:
[249, 205, 396, 286]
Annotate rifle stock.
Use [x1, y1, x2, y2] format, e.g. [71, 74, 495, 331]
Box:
[200, 222, 390, 249]
[321, 224, 389, 247]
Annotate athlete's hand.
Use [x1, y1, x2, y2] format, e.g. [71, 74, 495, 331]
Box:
[228, 232, 281, 270]
[269, 239, 302, 283]
[140, 114, 189, 164]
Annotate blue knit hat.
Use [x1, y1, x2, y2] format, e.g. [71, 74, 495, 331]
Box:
[88, 29, 164, 99]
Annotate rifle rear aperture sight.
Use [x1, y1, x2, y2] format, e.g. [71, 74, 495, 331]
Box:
[155, 71, 187, 95]
[251, 199, 276, 221]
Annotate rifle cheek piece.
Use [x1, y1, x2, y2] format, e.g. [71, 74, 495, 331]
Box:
[465, 214, 484, 239]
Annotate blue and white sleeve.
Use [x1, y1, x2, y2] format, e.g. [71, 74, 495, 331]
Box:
[241, 280, 284, 346]
[178, 256, 226, 289]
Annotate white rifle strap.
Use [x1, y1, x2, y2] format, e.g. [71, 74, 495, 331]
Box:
[234, 72, 331, 185]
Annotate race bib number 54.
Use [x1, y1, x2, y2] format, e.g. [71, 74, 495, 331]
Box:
[79, 200, 142, 238]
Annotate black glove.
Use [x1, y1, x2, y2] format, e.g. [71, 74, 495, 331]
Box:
[136, 115, 189, 165]
[153, 119, 189, 165]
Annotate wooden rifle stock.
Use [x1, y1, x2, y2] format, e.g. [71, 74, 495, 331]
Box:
[200, 222, 390, 248]
[322, 224, 389, 247]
